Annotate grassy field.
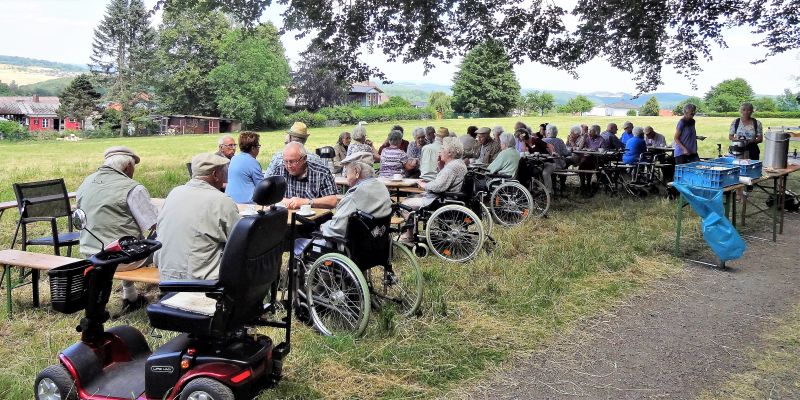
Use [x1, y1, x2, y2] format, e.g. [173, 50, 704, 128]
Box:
[0, 63, 68, 86]
[0, 115, 798, 399]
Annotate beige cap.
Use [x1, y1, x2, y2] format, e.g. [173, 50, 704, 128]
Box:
[436, 127, 450, 138]
[476, 127, 491, 135]
[340, 151, 374, 166]
[191, 153, 230, 178]
[104, 146, 140, 164]
[288, 121, 309, 139]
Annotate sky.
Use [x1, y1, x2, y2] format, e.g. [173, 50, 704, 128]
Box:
[0, 0, 797, 96]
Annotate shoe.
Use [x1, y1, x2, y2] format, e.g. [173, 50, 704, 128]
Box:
[113, 295, 148, 319]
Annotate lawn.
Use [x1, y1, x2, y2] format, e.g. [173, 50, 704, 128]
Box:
[0, 115, 798, 399]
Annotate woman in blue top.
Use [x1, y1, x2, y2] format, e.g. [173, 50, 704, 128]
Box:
[622, 127, 647, 164]
[673, 103, 699, 164]
[225, 132, 264, 203]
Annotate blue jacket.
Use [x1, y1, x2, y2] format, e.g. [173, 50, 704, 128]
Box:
[623, 137, 647, 164]
[225, 152, 263, 203]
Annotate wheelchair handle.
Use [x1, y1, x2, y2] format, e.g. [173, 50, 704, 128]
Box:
[395, 203, 413, 212]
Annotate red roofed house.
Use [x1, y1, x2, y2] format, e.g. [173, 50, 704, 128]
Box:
[0, 95, 81, 131]
[659, 109, 674, 117]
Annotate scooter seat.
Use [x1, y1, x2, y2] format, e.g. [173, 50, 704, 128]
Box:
[147, 293, 213, 335]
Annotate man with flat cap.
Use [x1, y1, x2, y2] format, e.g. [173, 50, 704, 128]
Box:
[476, 127, 501, 165]
[155, 153, 241, 281]
[77, 146, 158, 314]
[264, 121, 324, 176]
[419, 127, 450, 181]
[320, 151, 392, 240]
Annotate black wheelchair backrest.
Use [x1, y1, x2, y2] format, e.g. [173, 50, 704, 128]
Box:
[346, 211, 392, 270]
[316, 146, 336, 159]
[252, 176, 287, 206]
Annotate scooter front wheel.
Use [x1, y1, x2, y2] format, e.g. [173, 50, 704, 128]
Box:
[35, 364, 77, 400]
[180, 377, 234, 400]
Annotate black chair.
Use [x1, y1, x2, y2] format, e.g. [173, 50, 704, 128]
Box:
[146, 176, 289, 338]
[185, 162, 192, 178]
[12, 178, 79, 256]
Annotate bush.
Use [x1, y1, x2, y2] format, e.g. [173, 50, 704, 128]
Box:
[317, 104, 433, 124]
[318, 104, 357, 122]
[626, 109, 638, 116]
[0, 120, 29, 140]
[704, 111, 800, 118]
[80, 127, 119, 139]
[286, 110, 327, 128]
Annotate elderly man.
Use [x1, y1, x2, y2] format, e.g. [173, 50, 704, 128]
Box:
[459, 126, 480, 159]
[155, 153, 240, 281]
[264, 121, 324, 175]
[601, 123, 624, 150]
[215, 134, 236, 159]
[623, 127, 648, 165]
[77, 146, 158, 313]
[271, 142, 338, 209]
[425, 126, 436, 144]
[491, 126, 504, 142]
[477, 127, 501, 165]
[644, 126, 667, 147]
[487, 133, 521, 178]
[419, 127, 449, 181]
[619, 121, 634, 146]
[320, 152, 392, 240]
[406, 128, 427, 159]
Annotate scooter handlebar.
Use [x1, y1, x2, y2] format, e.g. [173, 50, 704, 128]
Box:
[89, 236, 162, 267]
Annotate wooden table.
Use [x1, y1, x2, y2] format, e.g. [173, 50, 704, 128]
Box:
[150, 198, 331, 223]
[334, 176, 423, 201]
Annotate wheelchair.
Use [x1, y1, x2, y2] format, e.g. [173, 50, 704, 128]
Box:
[515, 155, 553, 218]
[462, 167, 534, 229]
[291, 209, 423, 337]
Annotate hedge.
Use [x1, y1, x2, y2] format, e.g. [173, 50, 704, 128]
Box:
[317, 105, 433, 124]
[705, 111, 800, 118]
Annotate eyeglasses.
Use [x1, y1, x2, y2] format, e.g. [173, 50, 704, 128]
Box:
[283, 156, 306, 166]
[222, 144, 236, 148]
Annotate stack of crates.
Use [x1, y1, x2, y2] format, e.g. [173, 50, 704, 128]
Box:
[708, 157, 763, 178]
[674, 162, 740, 189]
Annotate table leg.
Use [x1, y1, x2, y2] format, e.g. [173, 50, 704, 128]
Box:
[675, 194, 684, 258]
[741, 188, 747, 226]
[32, 269, 39, 308]
[4, 266, 11, 319]
[731, 190, 737, 227]
[779, 175, 787, 234]
[724, 191, 731, 221]
[772, 177, 778, 242]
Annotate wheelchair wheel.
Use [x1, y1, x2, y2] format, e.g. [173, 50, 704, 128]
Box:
[526, 178, 550, 218]
[425, 204, 485, 262]
[306, 253, 371, 337]
[476, 201, 494, 235]
[365, 242, 423, 317]
[489, 181, 534, 226]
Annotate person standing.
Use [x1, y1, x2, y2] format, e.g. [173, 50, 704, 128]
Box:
[674, 103, 700, 164]
[76, 146, 158, 314]
[729, 102, 763, 160]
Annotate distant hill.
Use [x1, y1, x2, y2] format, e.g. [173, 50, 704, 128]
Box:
[17, 77, 75, 96]
[0, 55, 87, 73]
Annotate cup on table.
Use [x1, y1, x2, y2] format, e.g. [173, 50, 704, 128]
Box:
[300, 204, 312, 214]
[392, 173, 403, 180]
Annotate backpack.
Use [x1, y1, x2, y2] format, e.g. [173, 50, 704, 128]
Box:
[733, 117, 758, 136]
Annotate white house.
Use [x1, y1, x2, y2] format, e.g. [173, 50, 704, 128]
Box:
[589, 101, 640, 116]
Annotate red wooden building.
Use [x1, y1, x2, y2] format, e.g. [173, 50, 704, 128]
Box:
[0, 95, 81, 131]
[158, 115, 240, 135]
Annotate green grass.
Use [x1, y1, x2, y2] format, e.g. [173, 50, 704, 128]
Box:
[0, 115, 798, 399]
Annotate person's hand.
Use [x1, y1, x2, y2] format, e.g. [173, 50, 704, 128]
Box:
[418, 181, 426, 189]
[365, 139, 373, 146]
[285, 197, 308, 209]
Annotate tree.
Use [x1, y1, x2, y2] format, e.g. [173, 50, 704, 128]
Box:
[208, 23, 291, 127]
[154, 5, 231, 115]
[752, 96, 777, 112]
[428, 91, 452, 115]
[640, 96, 660, 116]
[673, 96, 706, 115]
[57, 75, 101, 126]
[561, 95, 593, 115]
[525, 91, 556, 116]
[380, 96, 412, 108]
[0, 81, 11, 96]
[705, 78, 754, 112]
[452, 39, 520, 117]
[160, 0, 800, 93]
[776, 89, 800, 111]
[290, 45, 349, 112]
[90, 0, 157, 136]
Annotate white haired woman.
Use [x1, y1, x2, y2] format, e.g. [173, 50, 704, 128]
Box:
[622, 126, 647, 165]
[347, 124, 380, 162]
[487, 133, 521, 177]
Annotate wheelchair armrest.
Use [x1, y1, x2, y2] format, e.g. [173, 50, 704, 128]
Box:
[430, 191, 464, 198]
[394, 203, 413, 212]
[310, 231, 348, 247]
[486, 173, 512, 179]
[159, 280, 220, 293]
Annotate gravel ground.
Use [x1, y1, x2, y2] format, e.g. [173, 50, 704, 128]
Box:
[461, 213, 800, 400]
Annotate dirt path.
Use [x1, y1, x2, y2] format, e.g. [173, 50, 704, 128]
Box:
[461, 215, 800, 399]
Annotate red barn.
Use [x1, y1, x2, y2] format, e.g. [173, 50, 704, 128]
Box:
[0, 95, 81, 131]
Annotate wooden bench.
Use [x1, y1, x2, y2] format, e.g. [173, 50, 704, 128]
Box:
[1, 249, 158, 318]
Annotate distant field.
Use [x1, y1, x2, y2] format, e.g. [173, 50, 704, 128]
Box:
[0, 63, 75, 85]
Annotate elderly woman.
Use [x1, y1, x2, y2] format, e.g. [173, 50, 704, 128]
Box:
[515, 128, 530, 152]
[543, 124, 570, 169]
[332, 131, 351, 173]
[379, 130, 417, 178]
[729, 102, 763, 160]
[347, 124, 380, 162]
[577, 125, 604, 193]
[623, 126, 647, 164]
[566, 125, 584, 164]
[225, 131, 264, 203]
[320, 152, 391, 240]
[406, 127, 427, 159]
[488, 133, 521, 177]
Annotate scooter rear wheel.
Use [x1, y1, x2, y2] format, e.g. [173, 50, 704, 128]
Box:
[180, 377, 234, 400]
[35, 364, 77, 400]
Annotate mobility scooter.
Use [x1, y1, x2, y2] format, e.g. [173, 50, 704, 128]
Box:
[35, 177, 293, 400]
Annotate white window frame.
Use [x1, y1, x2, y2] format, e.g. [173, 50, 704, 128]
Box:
[42, 118, 49, 128]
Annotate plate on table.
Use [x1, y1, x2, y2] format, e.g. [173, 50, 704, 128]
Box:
[295, 210, 315, 217]
[390, 177, 405, 182]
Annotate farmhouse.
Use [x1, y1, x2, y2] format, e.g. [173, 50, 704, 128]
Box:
[347, 81, 388, 106]
[0, 95, 81, 131]
[589, 101, 640, 117]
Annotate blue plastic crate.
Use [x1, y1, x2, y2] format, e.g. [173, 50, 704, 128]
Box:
[708, 157, 763, 178]
[674, 162, 740, 189]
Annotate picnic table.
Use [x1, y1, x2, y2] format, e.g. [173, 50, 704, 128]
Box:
[334, 176, 424, 201]
[149, 198, 332, 222]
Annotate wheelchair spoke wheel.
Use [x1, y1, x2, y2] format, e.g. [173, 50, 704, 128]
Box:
[489, 181, 534, 226]
[425, 205, 485, 262]
[365, 242, 423, 317]
[476, 201, 494, 235]
[306, 253, 370, 337]
[526, 179, 550, 218]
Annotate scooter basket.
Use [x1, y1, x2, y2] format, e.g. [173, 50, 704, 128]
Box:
[47, 260, 92, 314]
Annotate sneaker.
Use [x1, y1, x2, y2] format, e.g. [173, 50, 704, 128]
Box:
[114, 295, 148, 319]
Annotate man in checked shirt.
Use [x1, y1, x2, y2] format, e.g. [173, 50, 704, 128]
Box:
[271, 142, 338, 210]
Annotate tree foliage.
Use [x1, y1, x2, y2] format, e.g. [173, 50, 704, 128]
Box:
[90, 0, 156, 136]
[428, 91, 452, 115]
[164, 0, 800, 93]
[751, 96, 777, 112]
[208, 23, 291, 127]
[640, 96, 660, 116]
[776, 89, 800, 111]
[154, 5, 231, 115]
[560, 95, 594, 114]
[290, 46, 349, 112]
[673, 96, 707, 115]
[452, 40, 520, 117]
[524, 91, 556, 116]
[705, 78, 754, 112]
[57, 74, 101, 124]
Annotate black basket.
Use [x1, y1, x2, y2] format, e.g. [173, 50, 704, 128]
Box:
[47, 260, 92, 314]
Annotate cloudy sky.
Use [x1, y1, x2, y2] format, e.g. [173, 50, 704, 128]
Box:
[1, 0, 797, 96]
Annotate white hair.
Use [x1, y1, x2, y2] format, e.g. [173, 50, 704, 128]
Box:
[217, 134, 234, 145]
[104, 154, 135, 172]
[633, 126, 645, 137]
[441, 137, 464, 159]
[499, 133, 516, 149]
[284, 141, 308, 156]
[623, 121, 633, 130]
[352, 125, 367, 141]
[683, 103, 697, 113]
[345, 160, 374, 178]
[491, 126, 504, 135]
[545, 124, 558, 138]
[569, 125, 582, 136]
[412, 127, 426, 138]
